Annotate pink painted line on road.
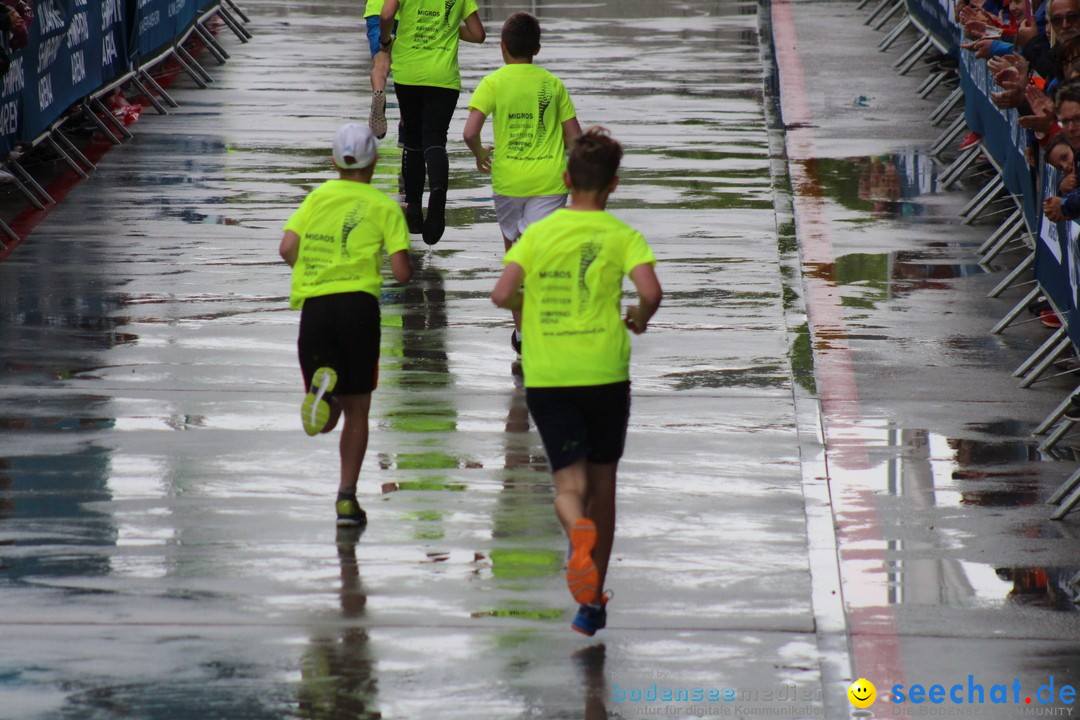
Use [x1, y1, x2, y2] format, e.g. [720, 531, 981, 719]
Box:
[771, 0, 907, 700]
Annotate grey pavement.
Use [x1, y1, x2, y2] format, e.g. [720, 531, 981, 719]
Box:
[0, 1, 1078, 719]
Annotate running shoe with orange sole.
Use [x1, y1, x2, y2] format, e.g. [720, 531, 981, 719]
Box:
[566, 518, 599, 605]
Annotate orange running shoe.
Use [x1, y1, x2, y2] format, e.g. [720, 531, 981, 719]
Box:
[566, 518, 599, 605]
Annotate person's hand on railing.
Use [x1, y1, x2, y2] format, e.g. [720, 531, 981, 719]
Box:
[1045, 196, 1069, 222]
[962, 38, 995, 59]
[965, 18, 991, 40]
[992, 80, 1028, 109]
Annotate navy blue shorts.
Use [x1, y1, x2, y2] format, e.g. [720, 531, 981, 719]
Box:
[298, 291, 380, 395]
[525, 382, 631, 472]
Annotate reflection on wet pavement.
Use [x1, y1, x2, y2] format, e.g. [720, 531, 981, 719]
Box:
[3, 0, 1080, 716]
[0, 0, 823, 713]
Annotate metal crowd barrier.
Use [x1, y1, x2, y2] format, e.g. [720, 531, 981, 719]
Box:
[864, 0, 1080, 522]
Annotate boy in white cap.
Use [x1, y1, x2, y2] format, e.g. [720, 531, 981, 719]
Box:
[279, 123, 413, 526]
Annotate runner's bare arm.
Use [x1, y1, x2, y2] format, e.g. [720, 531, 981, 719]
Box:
[625, 263, 662, 334]
[279, 230, 300, 267]
[492, 262, 525, 311]
[390, 249, 413, 284]
[460, 12, 485, 43]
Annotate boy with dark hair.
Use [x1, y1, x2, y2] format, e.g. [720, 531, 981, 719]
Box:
[279, 123, 413, 527]
[490, 127, 662, 635]
[464, 12, 582, 360]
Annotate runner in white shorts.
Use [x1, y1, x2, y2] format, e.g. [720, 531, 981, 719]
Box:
[463, 11, 582, 360]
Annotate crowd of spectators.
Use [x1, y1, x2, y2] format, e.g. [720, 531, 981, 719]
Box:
[958, 0, 1080, 221]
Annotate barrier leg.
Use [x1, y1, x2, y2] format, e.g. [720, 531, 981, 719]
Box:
[1020, 336, 1074, 388]
[88, 97, 134, 139]
[1013, 326, 1067, 378]
[45, 135, 88, 179]
[140, 70, 179, 108]
[981, 224, 1027, 265]
[222, 0, 251, 25]
[217, 6, 253, 41]
[872, 0, 905, 31]
[919, 70, 951, 99]
[1049, 468, 1080, 519]
[987, 252, 1035, 298]
[53, 131, 95, 172]
[193, 23, 229, 63]
[939, 146, 981, 188]
[8, 159, 54, 205]
[172, 49, 210, 88]
[878, 15, 913, 51]
[857, 0, 875, 9]
[896, 36, 933, 75]
[1035, 387, 1080, 435]
[893, 33, 928, 70]
[1050, 465, 1080, 504]
[978, 208, 1022, 255]
[176, 45, 213, 84]
[130, 75, 170, 115]
[931, 115, 967, 157]
[0, 163, 44, 209]
[0, 218, 15, 243]
[930, 87, 964, 126]
[992, 285, 1040, 335]
[960, 175, 1005, 222]
[865, 0, 895, 26]
[80, 101, 123, 144]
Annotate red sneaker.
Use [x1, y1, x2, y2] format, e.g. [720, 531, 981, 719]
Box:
[1040, 310, 1063, 328]
[957, 131, 981, 152]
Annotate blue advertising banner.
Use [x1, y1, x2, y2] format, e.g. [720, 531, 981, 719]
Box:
[131, 0, 200, 64]
[958, 50, 1040, 230]
[0, 0, 216, 155]
[1036, 166, 1076, 329]
[905, 0, 958, 54]
[0, 42, 28, 154]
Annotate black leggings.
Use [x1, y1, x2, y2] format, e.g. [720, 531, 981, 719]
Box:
[394, 83, 459, 205]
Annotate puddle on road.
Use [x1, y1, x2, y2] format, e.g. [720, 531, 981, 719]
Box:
[805, 151, 940, 219]
[825, 420, 1079, 614]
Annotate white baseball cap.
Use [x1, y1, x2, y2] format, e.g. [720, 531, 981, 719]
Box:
[332, 123, 377, 169]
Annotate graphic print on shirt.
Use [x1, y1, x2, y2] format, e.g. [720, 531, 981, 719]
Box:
[443, 0, 456, 26]
[536, 79, 553, 139]
[577, 240, 599, 312]
[340, 201, 368, 258]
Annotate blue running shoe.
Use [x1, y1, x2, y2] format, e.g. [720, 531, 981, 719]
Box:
[572, 601, 607, 637]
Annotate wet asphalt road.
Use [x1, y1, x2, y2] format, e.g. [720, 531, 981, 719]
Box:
[0, 0, 1079, 718]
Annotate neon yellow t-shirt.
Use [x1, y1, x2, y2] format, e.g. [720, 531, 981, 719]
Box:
[364, 0, 383, 17]
[285, 179, 410, 310]
[390, 0, 479, 90]
[504, 209, 656, 388]
[467, 64, 576, 197]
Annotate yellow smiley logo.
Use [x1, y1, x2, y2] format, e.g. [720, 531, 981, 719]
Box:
[848, 678, 876, 709]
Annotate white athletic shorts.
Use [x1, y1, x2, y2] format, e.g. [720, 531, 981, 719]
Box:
[493, 193, 568, 242]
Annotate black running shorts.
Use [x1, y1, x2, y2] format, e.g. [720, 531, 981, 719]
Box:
[298, 291, 380, 395]
[525, 381, 631, 472]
